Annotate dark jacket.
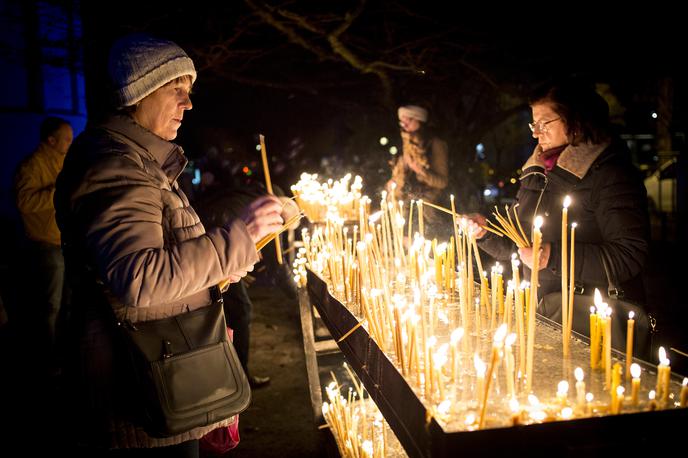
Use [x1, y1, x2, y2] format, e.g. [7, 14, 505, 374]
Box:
[478, 139, 649, 305]
[55, 114, 256, 448]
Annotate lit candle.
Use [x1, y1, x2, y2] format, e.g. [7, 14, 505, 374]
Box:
[590, 305, 599, 369]
[526, 216, 543, 392]
[574, 367, 586, 409]
[630, 363, 641, 406]
[655, 346, 670, 404]
[611, 386, 625, 414]
[647, 390, 658, 411]
[626, 311, 635, 380]
[585, 392, 594, 415]
[603, 306, 612, 390]
[450, 328, 464, 384]
[561, 196, 571, 356]
[557, 380, 569, 406]
[680, 377, 688, 408]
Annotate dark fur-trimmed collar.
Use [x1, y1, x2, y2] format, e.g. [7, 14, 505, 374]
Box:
[522, 140, 610, 179]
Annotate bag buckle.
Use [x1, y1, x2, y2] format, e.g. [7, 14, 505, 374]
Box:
[608, 287, 624, 300]
[210, 285, 224, 306]
[573, 284, 585, 295]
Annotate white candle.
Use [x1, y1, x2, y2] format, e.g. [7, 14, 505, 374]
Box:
[557, 380, 569, 406]
[574, 367, 586, 408]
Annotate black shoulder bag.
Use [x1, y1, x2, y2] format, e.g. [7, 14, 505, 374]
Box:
[538, 245, 655, 361]
[115, 288, 251, 438]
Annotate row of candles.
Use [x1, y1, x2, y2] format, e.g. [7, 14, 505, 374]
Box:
[321, 364, 403, 458]
[290, 172, 365, 223]
[291, 176, 686, 432]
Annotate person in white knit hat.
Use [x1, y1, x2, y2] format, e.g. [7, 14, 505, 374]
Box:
[54, 33, 293, 455]
[387, 104, 449, 236]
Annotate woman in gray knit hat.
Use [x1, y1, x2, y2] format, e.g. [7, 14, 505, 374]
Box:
[55, 34, 292, 455]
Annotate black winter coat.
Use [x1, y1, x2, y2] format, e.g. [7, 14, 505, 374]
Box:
[478, 139, 649, 305]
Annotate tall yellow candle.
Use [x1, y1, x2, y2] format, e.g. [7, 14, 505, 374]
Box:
[626, 311, 635, 381]
[680, 378, 688, 408]
[561, 195, 571, 355]
[589, 306, 599, 369]
[526, 215, 543, 392]
[603, 307, 612, 390]
[567, 222, 577, 343]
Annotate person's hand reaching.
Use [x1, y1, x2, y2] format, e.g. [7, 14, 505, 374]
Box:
[518, 243, 551, 271]
[240, 195, 284, 244]
[460, 213, 488, 239]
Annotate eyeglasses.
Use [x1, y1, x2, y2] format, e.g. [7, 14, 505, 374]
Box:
[528, 117, 561, 134]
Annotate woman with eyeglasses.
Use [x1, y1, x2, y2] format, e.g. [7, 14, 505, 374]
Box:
[465, 78, 649, 309]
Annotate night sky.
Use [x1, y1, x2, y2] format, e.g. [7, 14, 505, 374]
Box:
[75, 1, 685, 197]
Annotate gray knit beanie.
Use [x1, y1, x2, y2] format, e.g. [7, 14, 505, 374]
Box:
[108, 34, 197, 108]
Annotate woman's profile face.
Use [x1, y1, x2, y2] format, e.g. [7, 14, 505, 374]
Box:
[530, 102, 568, 151]
[399, 115, 421, 133]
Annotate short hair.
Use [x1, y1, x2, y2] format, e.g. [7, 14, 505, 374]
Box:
[529, 78, 610, 145]
[40, 116, 70, 142]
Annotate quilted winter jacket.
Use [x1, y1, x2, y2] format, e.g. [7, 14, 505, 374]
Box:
[478, 138, 649, 305]
[14, 142, 65, 245]
[55, 114, 259, 448]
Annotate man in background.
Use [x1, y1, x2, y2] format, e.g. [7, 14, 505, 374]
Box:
[14, 116, 73, 377]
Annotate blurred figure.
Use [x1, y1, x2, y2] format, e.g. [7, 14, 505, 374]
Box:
[387, 104, 449, 236]
[13, 116, 73, 377]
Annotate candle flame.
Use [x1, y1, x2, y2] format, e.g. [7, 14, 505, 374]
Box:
[628, 311, 635, 320]
[534, 215, 543, 230]
[563, 195, 572, 208]
[561, 407, 573, 419]
[438, 400, 451, 415]
[594, 288, 603, 307]
[450, 328, 465, 344]
[649, 390, 656, 400]
[575, 367, 584, 382]
[616, 386, 625, 396]
[508, 398, 520, 413]
[590, 306, 596, 314]
[631, 363, 641, 379]
[571, 222, 578, 228]
[505, 333, 517, 347]
[474, 354, 486, 375]
[557, 380, 569, 395]
[494, 324, 508, 344]
[682, 378, 687, 387]
[658, 346, 667, 364]
[586, 392, 594, 402]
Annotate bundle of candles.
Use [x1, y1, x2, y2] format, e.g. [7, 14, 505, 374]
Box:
[290, 172, 366, 223]
[321, 364, 406, 457]
[297, 188, 686, 432]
